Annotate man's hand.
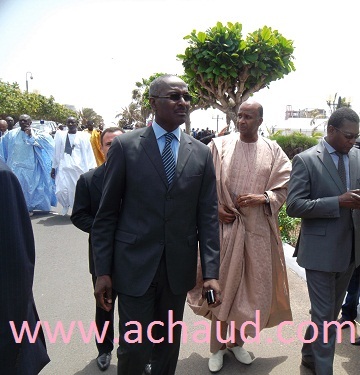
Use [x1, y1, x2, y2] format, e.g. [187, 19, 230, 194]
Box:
[94, 275, 113, 312]
[236, 193, 266, 208]
[339, 190, 360, 209]
[23, 126, 32, 136]
[203, 279, 221, 307]
[218, 125, 229, 136]
[218, 204, 236, 223]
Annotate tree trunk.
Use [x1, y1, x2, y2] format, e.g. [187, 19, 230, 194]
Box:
[184, 113, 191, 134]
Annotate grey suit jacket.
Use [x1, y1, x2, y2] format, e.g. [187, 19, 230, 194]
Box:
[91, 127, 220, 296]
[286, 140, 360, 272]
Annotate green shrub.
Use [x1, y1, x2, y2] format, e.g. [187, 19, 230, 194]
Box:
[270, 132, 318, 159]
[278, 204, 301, 246]
[268, 134, 314, 245]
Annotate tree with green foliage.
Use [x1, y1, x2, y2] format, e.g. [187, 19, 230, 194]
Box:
[0, 80, 77, 123]
[177, 21, 296, 125]
[78, 107, 104, 128]
[115, 102, 143, 130]
[115, 22, 295, 134]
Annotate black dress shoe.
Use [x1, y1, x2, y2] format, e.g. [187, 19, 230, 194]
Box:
[301, 359, 316, 374]
[97, 352, 111, 371]
[144, 363, 151, 375]
[337, 317, 356, 329]
[351, 337, 360, 346]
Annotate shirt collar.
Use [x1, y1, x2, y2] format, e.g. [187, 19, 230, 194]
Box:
[323, 137, 349, 157]
[323, 137, 336, 154]
[152, 121, 181, 142]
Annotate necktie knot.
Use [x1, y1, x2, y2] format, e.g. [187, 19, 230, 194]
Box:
[164, 132, 175, 144]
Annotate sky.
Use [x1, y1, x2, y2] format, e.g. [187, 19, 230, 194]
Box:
[0, 0, 358, 131]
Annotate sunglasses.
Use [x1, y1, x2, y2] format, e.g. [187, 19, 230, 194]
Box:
[152, 93, 192, 102]
[335, 127, 359, 140]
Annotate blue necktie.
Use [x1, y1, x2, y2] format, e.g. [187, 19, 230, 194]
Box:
[162, 133, 176, 185]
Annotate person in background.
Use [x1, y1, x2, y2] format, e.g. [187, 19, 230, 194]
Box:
[71, 127, 123, 371]
[85, 120, 104, 166]
[0, 159, 50, 374]
[337, 265, 360, 344]
[0, 120, 8, 161]
[0, 119, 8, 137]
[91, 74, 221, 375]
[1, 114, 56, 215]
[188, 100, 292, 373]
[287, 107, 360, 375]
[51, 116, 96, 216]
[5, 116, 15, 131]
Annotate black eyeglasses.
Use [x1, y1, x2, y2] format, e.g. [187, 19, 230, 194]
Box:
[152, 93, 192, 102]
[335, 127, 359, 140]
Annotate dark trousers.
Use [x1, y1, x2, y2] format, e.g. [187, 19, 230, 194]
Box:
[302, 263, 355, 375]
[92, 275, 116, 355]
[340, 265, 360, 321]
[117, 255, 186, 375]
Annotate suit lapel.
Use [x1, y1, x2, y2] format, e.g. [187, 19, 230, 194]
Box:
[173, 132, 192, 185]
[317, 140, 346, 193]
[140, 128, 193, 190]
[92, 164, 105, 194]
[140, 127, 168, 187]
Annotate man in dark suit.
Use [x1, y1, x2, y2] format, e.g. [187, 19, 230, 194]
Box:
[91, 74, 221, 375]
[0, 159, 50, 374]
[71, 127, 123, 371]
[287, 107, 360, 375]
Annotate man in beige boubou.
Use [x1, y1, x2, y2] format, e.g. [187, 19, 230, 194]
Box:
[188, 100, 292, 373]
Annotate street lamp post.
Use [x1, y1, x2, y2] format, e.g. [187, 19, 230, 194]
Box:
[212, 114, 223, 133]
[26, 71, 33, 93]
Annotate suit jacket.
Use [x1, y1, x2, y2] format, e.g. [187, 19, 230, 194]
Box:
[0, 160, 50, 374]
[71, 163, 105, 275]
[286, 140, 360, 272]
[91, 127, 220, 296]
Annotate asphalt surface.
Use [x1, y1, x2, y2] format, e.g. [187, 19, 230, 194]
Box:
[29, 207, 360, 374]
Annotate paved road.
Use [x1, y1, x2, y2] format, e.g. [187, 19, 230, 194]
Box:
[30, 208, 360, 374]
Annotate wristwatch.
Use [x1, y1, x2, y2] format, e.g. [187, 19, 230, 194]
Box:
[264, 193, 270, 204]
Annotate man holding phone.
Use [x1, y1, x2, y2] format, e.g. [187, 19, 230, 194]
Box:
[287, 107, 360, 375]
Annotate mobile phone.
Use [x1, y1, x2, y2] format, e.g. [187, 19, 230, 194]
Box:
[206, 289, 215, 305]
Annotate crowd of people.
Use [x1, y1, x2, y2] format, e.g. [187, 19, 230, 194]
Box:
[1, 74, 360, 375]
[0, 115, 101, 216]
